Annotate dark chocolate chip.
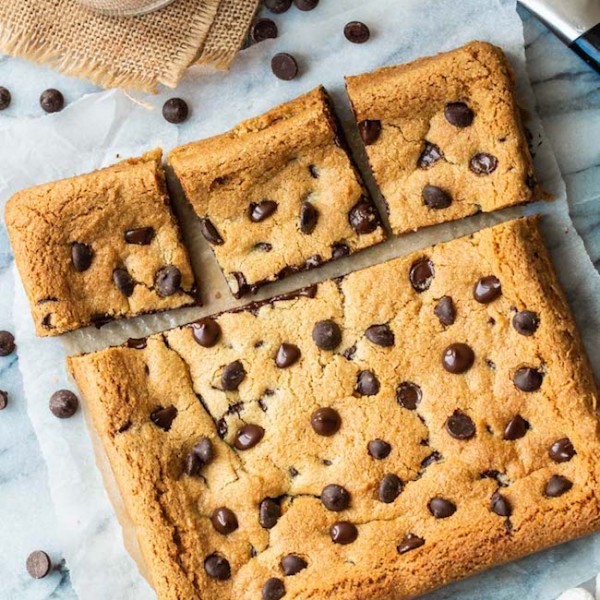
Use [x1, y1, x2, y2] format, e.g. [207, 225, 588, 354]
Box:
[71, 242, 93, 272]
[344, 21, 370, 44]
[0, 331, 15, 357]
[355, 370, 380, 396]
[513, 367, 543, 392]
[348, 198, 379, 234]
[289, 466, 299, 477]
[421, 451, 442, 469]
[204, 554, 231, 580]
[321, 484, 350, 511]
[397, 534, 425, 554]
[311, 407, 341, 436]
[91, 313, 113, 328]
[184, 452, 202, 476]
[217, 418, 228, 438]
[428, 497, 456, 519]
[442, 343, 474, 374]
[312, 320, 341, 350]
[252, 18, 278, 43]
[162, 98, 189, 124]
[549, 438, 576, 463]
[368, 439, 391, 459]
[330, 521, 358, 545]
[342, 344, 356, 361]
[490, 491, 512, 517]
[0, 87, 11, 110]
[264, 0, 291, 12]
[417, 142, 443, 169]
[222, 360, 246, 391]
[470, 153, 498, 175]
[49, 389, 79, 419]
[294, 0, 318, 10]
[211, 507, 239, 535]
[300, 201, 319, 234]
[190, 438, 213, 465]
[26, 551, 52, 579]
[332, 243, 350, 259]
[434, 296, 456, 326]
[271, 53, 298, 80]
[512, 311, 539, 336]
[280, 554, 307, 576]
[409, 258, 434, 292]
[259, 498, 282, 529]
[250, 200, 278, 222]
[192, 318, 221, 348]
[473, 276, 502, 303]
[365, 324, 394, 347]
[444, 102, 474, 127]
[155, 266, 182, 297]
[445, 410, 476, 440]
[113, 268, 135, 297]
[422, 185, 452, 209]
[234, 424, 264, 450]
[255, 242, 273, 252]
[379, 474, 403, 503]
[275, 343, 301, 368]
[150, 406, 178, 431]
[0, 390, 7, 410]
[358, 120, 381, 145]
[200, 218, 224, 245]
[40, 89, 64, 113]
[503, 415, 529, 440]
[396, 382, 422, 410]
[125, 227, 154, 245]
[262, 577, 286, 600]
[126, 337, 147, 349]
[545, 475, 572, 498]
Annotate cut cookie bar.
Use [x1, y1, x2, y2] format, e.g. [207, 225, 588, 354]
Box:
[5, 150, 197, 336]
[68, 217, 600, 600]
[346, 41, 538, 234]
[168, 86, 386, 298]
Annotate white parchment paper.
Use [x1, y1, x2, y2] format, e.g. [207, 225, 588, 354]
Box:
[3, 0, 600, 598]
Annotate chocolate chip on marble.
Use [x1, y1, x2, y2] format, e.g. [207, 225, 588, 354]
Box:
[200, 218, 224, 245]
[321, 484, 350, 511]
[264, 0, 291, 12]
[513, 367, 543, 392]
[444, 102, 474, 127]
[125, 227, 154, 245]
[434, 296, 456, 326]
[234, 424, 264, 450]
[379, 474, 403, 503]
[358, 120, 381, 145]
[428, 497, 456, 519]
[204, 554, 231, 580]
[409, 257, 434, 292]
[349, 198, 379, 234]
[332, 243, 350, 259]
[417, 142, 443, 169]
[49, 389, 79, 419]
[0, 87, 11, 110]
[280, 554, 307, 576]
[549, 438, 576, 463]
[0, 331, 15, 357]
[155, 265, 182, 297]
[469, 153, 498, 175]
[262, 578, 286, 600]
[260, 498, 282, 529]
[473, 276, 502, 303]
[26, 550, 52, 579]
[250, 200, 278, 222]
[490, 491, 512, 517]
[275, 343, 301, 368]
[445, 410, 476, 440]
[355, 370, 380, 396]
[545, 475, 573, 498]
[300, 200, 319, 234]
[271, 53, 299, 80]
[113, 268, 135, 297]
[40, 89, 64, 113]
[71, 242, 94, 272]
[503, 415, 529, 440]
[0, 390, 7, 410]
[422, 185, 452, 209]
[191, 317, 221, 348]
[330, 521, 358, 545]
[252, 18, 278, 43]
[294, 0, 318, 10]
[211, 507, 239, 535]
[312, 320, 341, 350]
[368, 439, 391, 459]
[150, 405, 177, 431]
[126, 337, 147, 349]
[396, 382, 422, 410]
[311, 407, 341, 436]
[365, 324, 394, 347]
[162, 98, 189, 124]
[442, 343, 474, 374]
[397, 534, 425, 554]
[344, 21, 370, 44]
[222, 360, 246, 391]
[512, 311, 539, 336]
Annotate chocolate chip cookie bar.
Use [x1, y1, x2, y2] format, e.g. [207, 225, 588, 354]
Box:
[5, 150, 197, 336]
[346, 41, 538, 234]
[68, 217, 600, 600]
[168, 86, 385, 298]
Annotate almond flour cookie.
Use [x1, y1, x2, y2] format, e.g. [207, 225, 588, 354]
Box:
[68, 217, 600, 600]
[168, 86, 385, 298]
[5, 150, 197, 336]
[345, 41, 538, 235]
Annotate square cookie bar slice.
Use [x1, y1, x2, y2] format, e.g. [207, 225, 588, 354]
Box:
[346, 41, 538, 234]
[168, 86, 385, 298]
[5, 150, 197, 336]
[69, 217, 600, 600]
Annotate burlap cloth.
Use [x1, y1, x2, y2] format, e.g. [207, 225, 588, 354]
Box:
[0, 0, 260, 92]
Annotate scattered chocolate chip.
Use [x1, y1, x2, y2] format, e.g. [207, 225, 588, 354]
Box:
[513, 367, 543, 392]
[221, 360, 246, 391]
[252, 18, 278, 43]
[126, 337, 147, 349]
[294, 0, 318, 10]
[311, 407, 341, 436]
[428, 497, 456, 519]
[545, 475, 572, 498]
[379, 474, 403, 503]
[162, 98, 189, 124]
[113, 268, 135, 297]
[365, 324, 394, 347]
[71, 242, 93, 272]
[330, 521, 358, 545]
[250, 200, 278, 222]
[259, 498, 282, 529]
[26, 551, 52, 579]
[191, 318, 221, 348]
[300, 200, 319, 234]
[444, 102, 474, 127]
[473, 276, 502, 303]
[281, 554, 307, 576]
[445, 410, 476, 440]
[396, 382, 422, 410]
[321, 484, 350, 511]
[155, 266, 182, 297]
[397, 534, 425, 554]
[124, 227, 154, 245]
[150, 406, 177, 431]
[409, 258, 434, 292]
[211, 507, 239, 535]
[204, 554, 231, 580]
[344, 21, 370, 44]
[470, 153, 498, 175]
[263, 577, 286, 600]
[0, 390, 7, 410]
[417, 142, 443, 169]
[40, 89, 64, 113]
[234, 424, 264, 450]
[434, 296, 456, 326]
[358, 120, 381, 145]
[0, 87, 11, 110]
[265, 0, 291, 12]
[368, 439, 391, 459]
[512, 311, 539, 336]
[312, 320, 341, 350]
[503, 415, 529, 440]
[355, 370, 380, 396]
[442, 343, 474, 374]
[0, 331, 15, 357]
[49, 389, 79, 419]
[348, 198, 379, 234]
[549, 438, 576, 463]
[490, 491, 512, 517]
[275, 343, 301, 368]
[200, 218, 224, 245]
[422, 184, 452, 209]
[332, 243, 350, 259]
[271, 53, 299, 80]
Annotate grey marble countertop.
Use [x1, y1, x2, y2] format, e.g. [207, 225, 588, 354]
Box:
[0, 6, 598, 600]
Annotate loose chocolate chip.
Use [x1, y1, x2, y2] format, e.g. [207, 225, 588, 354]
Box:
[355, 370, 380, 396]
[252, 18, 278, 43]
[321, 484, 350, 511]
[0, 87, 11, 110]
[470, 153, 498, 175]
[379, 474, 403, 503]
[150, 406, 177, 431]
[155, 266, 182, 297]
[422, 185, 452, 209]
[0, 390, 7, 410]
[428, 497, 456, 519]
[263, 578, 286, 600]
[204, 554, 231, 580]
[250, 200, 278, 222]
[444, 102, 474, 127]
[513, 367, 543, 392]
[365, 324, 394, 347]
[330, 521, 358, 544]
[124, 227, 154, 245]
[417, 142, 443, 169]
[396, 382, 422, 410]
[512, 311, 539, 336]
[49, 389, 79, 419]
[332, 243, 350, 259]
[40, 89, 64, 113]
[280, 554, 307, 576]
[26, 551, 52, 579]
[234, 424, 264, 450]
[162, 98, 189, 124]
[445, 410, 476, 440]
[368, 439, 391, 459]
[192, 318, 221, 348]
[300, 201, 319, 234]
[265, 0, 291, 12]
[0, 331, 15, 357]
[409, 257, 434, 292]
[271, 53, 298, 80]
[397, 534, 425, 554]
[294, 0, 318, 9]
[259, 498, 282, 529]
[71, 242, 93, 272]
[211, 507, 239, 535]
[503, 415, 529, 440]
[545, 475, 573, 498]
[126, 337, 147, 349]
[311, 407, 341, 436]
[222, 360, 246, 391]
[434, 296, 456, 326]
[200, 218, 224, 245]
[442, 343, 474, 374]
[312, 320, 341, 350]
[113, 268, 135, 297]
[490, 491, 512, 517]
[358, 120, 381, 145]
[344, 21, 370, 44]
[549, 438, 576, 463]
[348, 198, 379, 234]
[275, 343, 301, 368]
[473, 276, 502, 303]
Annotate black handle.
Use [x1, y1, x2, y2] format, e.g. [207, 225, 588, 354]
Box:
[569, 22, 600, 74]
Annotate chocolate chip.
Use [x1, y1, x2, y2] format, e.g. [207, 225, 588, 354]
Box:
[321, 484, 350, 511]
[311, 407, 341, 436]
[260, 498, 282, 529]
[473, 276, 502, 303]
[217, 418, 228, 438]
[200, 218, 224, 245]
[71, 242, 93, 272]
[397, 534, 425, 554]
[512, 311, 539, 336]
[262, 578, 286, 600]
[490, 491, 512, 517]
[409, 258, 434, 292]
[0, 390, 7, 410]
[155, 266, 182, 297]
[308, 164, 319, 178]
[91, 313, 113, 328]
[280, 554, 307, 576]
[252, 18, 278, 43]
[545, 475, 572, 498]
[150, 406, 177, 431]
[294, 0, 318, 10]
[379, 474, 403, 503]
[191, 318, 221, 348]
[365, 324, 394, 347]
[368, 439, 391, 459]
[422, 185, 452, 209]
[113, 268, 135, 297]
[265, 0, 291, 12]
[312, 320, 341, 350]
[444, 102, 474, 127]
[255, 242, 273, 252]
[0, 331, 15, 357]
[348, 198, 379, 234]
[470, 153, 498, 175]
[300, 200, 319, 234]
[275, 343, 301, 368]
[222, 360, 246, 391]
[344, 21, 370, 44]
[442, 343, 474, 374]
[358, 120, 381, 145]
[434, 296, 456, 326]
[513, 367, 543, 392]
[0, 87, 11, 110]
[184, 452, 202, 476]
[396, 382, 422, 410]
[204, 554, 231, 580]
[250, 200, 278, 222]
[417, 142, 443, 169]
[503, 415, 529, 440]
[428, 497, 456, 518]
[26, 551, 52, 579]
[126, 337, 147, 349]
[271, 53, 298, 80]
[124, 227, 154, 245]
[355, 370, 380, 396]
[49, 389, 79, 419]
[445, 410, 476, 440]
[193, 437, 214, 465]
[162, 98, 189, 123]
[332, 243, 350, 259]
[40, 89, 64, 113]
[234, 424, 264, 450]
[549, 438, 576, 463]
[421, 451, 442, 468]
[330, 521, 358, 544]
[211, 507, 239, 535]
